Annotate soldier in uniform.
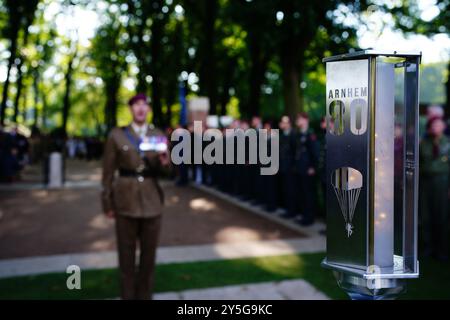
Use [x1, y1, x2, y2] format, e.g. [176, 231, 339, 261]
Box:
[317, 117, 327, 219]
[419, 116, 449, 261]
[291, 112, 319, 226]
[236, 120, 249, 199]
[277, 116, 295, 216]
[261, 120, 277, 211]
[250, 116, 263, 203]
[101, 93, 170, 299]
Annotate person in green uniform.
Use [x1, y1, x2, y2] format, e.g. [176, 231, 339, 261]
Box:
[317, 117, 327, 219]
[102, 93, 170, 299]
[419, 116, 449, 261]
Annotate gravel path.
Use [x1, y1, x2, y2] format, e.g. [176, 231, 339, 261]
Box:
[0, 182, 303, 259]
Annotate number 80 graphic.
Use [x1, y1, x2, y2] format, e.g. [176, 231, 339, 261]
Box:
[327, 98, 368, 136]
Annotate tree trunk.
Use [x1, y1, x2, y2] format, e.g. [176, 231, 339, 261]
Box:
[104, 80, 119, 133]
[165, 21, 183, 126]
[150, 18, 163, 127]
[165, 81, 177, 127]
[124, 0, 147, 95]
[219, 58, 236, 116]
[32, 70, 39, 127]
[281, 62, 303, 117]
[41, 90, 48, 130]
[13, 59, 24, 123]
[62, 49, 77, 137]
[445, 62, 450, 119]
[135, 57, 148, 94]
[246, 36, 268, 117]
[198, 0, 218, 115]
[281, 46, 304, 117]
[0, 24, 19, 124]
[21, 89, 28, 123]
[12, 19, 31, 124]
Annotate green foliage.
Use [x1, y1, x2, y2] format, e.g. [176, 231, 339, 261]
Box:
[384, 0, 449, 111]
[1, 253, 449, 300]
[420, 62, 447, 105]
[1, 0, 446, 134]
[0, 253, 343, 300]
[387, 0, 449, 36]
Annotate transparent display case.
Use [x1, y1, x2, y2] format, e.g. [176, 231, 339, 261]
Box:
[321, 50, 421, 300]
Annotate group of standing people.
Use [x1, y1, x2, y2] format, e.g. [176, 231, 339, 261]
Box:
[0, 126, 29, 182]
[419, 116, 450, 262]
[0, 125, 104, 184]
[171, 111, 450, 261]
[66, 136, 103, 161]
[173, 112, 326, 226]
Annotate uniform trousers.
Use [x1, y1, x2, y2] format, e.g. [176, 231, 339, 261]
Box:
[115, 214, 162, 300]
[419, 175, 449, 259]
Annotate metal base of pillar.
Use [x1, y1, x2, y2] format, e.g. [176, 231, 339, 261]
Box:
[333, 271, 406, 300]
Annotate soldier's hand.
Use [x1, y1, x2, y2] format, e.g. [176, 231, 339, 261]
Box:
[158, 150, 170, 166]
[307, 167, 315, 176]
[104, 210, 115, 219]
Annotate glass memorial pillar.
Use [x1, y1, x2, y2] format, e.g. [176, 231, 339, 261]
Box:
[321, 50, 421, 300]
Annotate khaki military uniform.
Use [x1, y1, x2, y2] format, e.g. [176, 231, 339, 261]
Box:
[419, 134, 450, 260]
[101, 124, 167, 300]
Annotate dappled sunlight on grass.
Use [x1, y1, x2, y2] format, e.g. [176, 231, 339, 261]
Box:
[250, 254, 305, 278]
[0, 253, 337, 299]
[1, 253, 448, 300]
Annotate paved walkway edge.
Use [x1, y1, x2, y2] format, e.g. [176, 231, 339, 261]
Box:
[0, 237, 325, 279]
[154, 279, 330, 300]
[191, 183, 325, 237]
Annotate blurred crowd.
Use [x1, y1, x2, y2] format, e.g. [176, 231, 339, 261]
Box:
[0, 126, 29, 183]
[419, 115, 450, 261]
[65, 136, 103, 160]
[0, 126, 103, 183]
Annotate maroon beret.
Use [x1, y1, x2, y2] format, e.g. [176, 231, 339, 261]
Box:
[426, 116, 444, 131]
[128, 93, 149, 106]
[296, 112, 309, 120]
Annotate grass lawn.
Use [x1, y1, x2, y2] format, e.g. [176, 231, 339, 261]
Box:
[0, 252, 448, 300]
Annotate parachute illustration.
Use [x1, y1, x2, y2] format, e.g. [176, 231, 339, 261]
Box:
[331, 167, 363, 237]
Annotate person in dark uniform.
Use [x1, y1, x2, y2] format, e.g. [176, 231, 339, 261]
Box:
[250, 116, 263, 203]
[0, 128, 21, 182]
[291, 112, 319, 226]
[10, 127, 29, 168]
[173, 124, 189, 186]
[101, 93, 170, 299]
[278, 116, 296, 217]
[227, 120, 240, 196]
[419, 116, 449, 261]
[217, 126, 228, 192]
[237, 120, 252, 200]
[261, 120, 277, 211]
[317, 117, 327, 219]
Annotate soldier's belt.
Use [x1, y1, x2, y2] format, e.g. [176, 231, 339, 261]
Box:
[119, 168, 154, 178]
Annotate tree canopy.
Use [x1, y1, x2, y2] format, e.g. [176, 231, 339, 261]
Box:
[0, 0, 448, 136]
